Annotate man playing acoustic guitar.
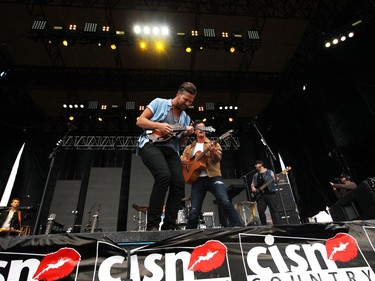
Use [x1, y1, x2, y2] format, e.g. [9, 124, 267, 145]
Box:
[181, 120, 243, 229]
[250, 160, 281, 225]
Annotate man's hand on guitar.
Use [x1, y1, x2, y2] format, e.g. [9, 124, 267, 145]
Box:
[158, 123, 174, 137]
[182, 125, 194, 136]
[180, 156, 189, 165]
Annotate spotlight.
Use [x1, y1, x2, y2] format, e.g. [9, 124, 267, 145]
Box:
[348, 32, 354, 38]
[139, 41, 147, 50]
[332, 38, 339, 44]
[110, 43, 117, 50]
[340, 35, 346, 41]
[102, 26, 110, 32]
[68, 24, 77, 31]
[185, 46, 192, 53]
[324, 42, 331, 48]
[69, 116, 74, 121]
[133, 25, 141, 34]
[191, 30, 198, 36]
[62, 104, 68, 108]
[62, 39, 69, 47]
[228, 117, 233, 122]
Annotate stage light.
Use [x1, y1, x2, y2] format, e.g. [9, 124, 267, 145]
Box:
[63, 104, 68, 108]
[139, 41, 147, 50]
[53, 25, 63, 30]
[143, 26, 151, 35]
[340, 35, 346, 41]
[348, 32, 354, 38]
[198, 106, 204, 112]
[203, 28, 215, 38]
[68, 104, 73, 109]
[234, 106, 238, 110]
[84, 23, 97, 32]
[228, 117, 233, 122]
[68, 24, 77, 31]
[69, 116, 74, 121]
[80, 104, 85, 108]
[139, 105, 145, 111]
[133, 25, 141, 34]
[102, 26, 110, 32]
[116, 30, 125, 35]
[101, 104, 107, 110]
[126, 101, 136, 110]
[222, 32, 229, 38]
[98, 117, 103, 122]
[62, 40, 69, 46]
[185, 46, 192, 53]
[325, 41, 331, 48]
[31, 20, 47, 30]
[332, 38, 339, 44]
[152, 26, 160, 35]
[161, 26, 169, 36]
[74, 104, 78, 108]
[154, 41, 165, 52]
[247, 30, 260, 40]
[191, 30, 198, 36]
[110, 44, 117, 50]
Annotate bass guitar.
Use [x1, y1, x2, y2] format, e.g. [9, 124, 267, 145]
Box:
[251, 166, 292, 202]
[182, 130, 234, 184]
[146, 124, 215, 143]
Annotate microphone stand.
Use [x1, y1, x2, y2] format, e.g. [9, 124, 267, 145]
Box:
[33, 126, 73, 235]
[240, 168, 257, 201]
[252, 121, 288, 224]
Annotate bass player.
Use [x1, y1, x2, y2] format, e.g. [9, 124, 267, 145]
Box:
[250, 160, 281, 225]
[181, 120, 243, 229]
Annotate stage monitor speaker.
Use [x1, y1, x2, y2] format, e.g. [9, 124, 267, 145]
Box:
[329, 179, 375, 221]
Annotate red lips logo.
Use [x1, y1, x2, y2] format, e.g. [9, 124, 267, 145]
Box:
[325, 233, 358, 262]
[188, 240, 227, 272]
[32, 247, 81, 281]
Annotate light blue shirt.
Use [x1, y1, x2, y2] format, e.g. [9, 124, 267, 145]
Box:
[136, 98, 191, 154]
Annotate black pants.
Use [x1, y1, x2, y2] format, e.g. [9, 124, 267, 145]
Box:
[257, 192, 280, 225]
[139, 143, 185, 230]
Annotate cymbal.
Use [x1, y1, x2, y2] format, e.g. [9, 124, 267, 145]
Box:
[132, 204, 149, 213]
[181, 197, 191, 202]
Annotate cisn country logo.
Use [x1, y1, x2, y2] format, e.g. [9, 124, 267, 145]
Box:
[239, 232, 375, 281]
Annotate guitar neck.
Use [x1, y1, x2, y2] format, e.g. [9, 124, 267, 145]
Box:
[195, 139, 218, 161]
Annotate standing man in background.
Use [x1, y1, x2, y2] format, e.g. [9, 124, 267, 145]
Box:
[136, 82, 196, 231]
[251, 160, 281, 225]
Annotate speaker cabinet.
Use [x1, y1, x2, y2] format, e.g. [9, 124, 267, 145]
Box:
[275, 174, 299, 212]
[329, 179, 375, 221]
[277, 210, 300, 224]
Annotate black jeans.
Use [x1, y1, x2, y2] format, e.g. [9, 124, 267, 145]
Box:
[139, 143, 185, 230]
[257, 192, 280, 225]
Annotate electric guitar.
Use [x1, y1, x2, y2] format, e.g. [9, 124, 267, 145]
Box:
[182, 130, 234, 184]
[146, 124, 215, 143]
[251, 166, 292, 202]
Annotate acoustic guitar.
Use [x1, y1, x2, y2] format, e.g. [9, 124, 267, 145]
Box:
[251, 166, 292, 202]
[146, 124, 215, 143]
[182, 130, 234, 184]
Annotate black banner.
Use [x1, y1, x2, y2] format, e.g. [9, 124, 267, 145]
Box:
[1, 221, 375, 281]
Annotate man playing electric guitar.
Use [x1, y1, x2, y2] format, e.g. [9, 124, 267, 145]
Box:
[250, 160, 281, 225]
[181, 120, 243, 229]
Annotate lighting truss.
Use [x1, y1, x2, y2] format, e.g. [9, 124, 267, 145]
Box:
[28, 23, 261, 51]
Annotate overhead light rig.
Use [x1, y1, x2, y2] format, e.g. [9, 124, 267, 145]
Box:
[28, 21, 261, 53]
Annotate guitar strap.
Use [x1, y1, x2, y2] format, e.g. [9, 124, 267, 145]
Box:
[17, 210, 22, 230]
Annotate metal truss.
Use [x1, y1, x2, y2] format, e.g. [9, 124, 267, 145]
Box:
[0, 0, 320, 20]
[7, 65, 281, 92]
[60, 135, 240, 150]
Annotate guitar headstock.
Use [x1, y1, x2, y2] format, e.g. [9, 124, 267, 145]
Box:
[203, 126, 216, 133]
[219, 129, 234, 140]
[282, 166, 292, 174]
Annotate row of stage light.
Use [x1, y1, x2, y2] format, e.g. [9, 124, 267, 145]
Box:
[29, 21, 261, 53]
[63, 101, 239, 123]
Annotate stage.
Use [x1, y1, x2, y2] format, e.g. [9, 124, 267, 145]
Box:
[1, 220, 375, 281]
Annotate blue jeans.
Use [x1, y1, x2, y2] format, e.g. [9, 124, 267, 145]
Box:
[139, 143, 185, 230]
[186, 176, 244, 229]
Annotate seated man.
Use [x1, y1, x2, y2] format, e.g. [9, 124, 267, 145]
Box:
[0, 198, 22, 236]
[330, 174, 357, 199]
